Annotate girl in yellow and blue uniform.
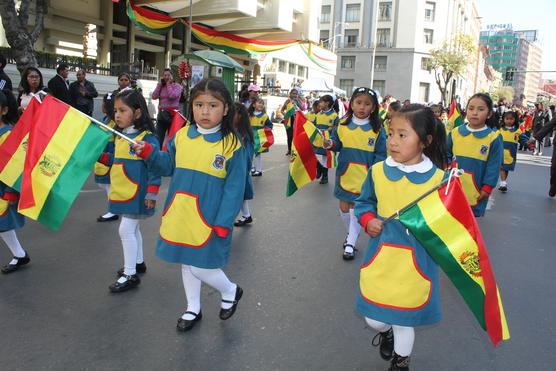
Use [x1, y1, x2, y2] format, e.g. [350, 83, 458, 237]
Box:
[498, 110, 522, 193]
[314, 95, 339, 184]
[134, 78, 246, 332]
[233, 102, 255, 227]
[355, 105, 449, 371]
[0, 90, 30, 274]
[97, 89, 161, 293]
[248, 97, 272, 177]
[447, 93, 503, 217]
[323, 87, 386, 260]
[94, 94, 119, 222]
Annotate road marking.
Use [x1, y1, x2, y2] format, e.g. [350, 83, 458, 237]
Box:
[516, 153, 551, 168]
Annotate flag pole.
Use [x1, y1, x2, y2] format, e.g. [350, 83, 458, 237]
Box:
[383, 169, 463, 223]
[86, 115, 138, 146]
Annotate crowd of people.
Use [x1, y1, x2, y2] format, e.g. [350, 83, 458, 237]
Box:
[1, 60, 555, 370]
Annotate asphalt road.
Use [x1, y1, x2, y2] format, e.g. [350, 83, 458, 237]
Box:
[0, 139, 554, 371]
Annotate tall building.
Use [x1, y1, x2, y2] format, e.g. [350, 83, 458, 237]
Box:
[319, 0, 481, 103]
[479, 26, 543, 103]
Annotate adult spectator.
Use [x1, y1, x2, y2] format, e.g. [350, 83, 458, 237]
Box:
[244, 83, 260, 108]
[530, 115, 556, 197]
[0, 54, 13, 91]
[280, 88, 303, 155]
[532, 102, 552, 156]
[18, 66, 48, 111]
[47, 63, 70, 104]
[69, 69, 98, 116]
[152, 68, 183, 145]
[105, 72, 132, 120]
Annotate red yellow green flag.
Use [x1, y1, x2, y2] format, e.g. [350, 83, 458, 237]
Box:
[286, 113, 318, 196]
[447, 99, 464, 131]
[126, 0, 177, 35]
[18, 96, 111, 230]
[0, 97, 41, 190]
[282, 104, 296, 129]
[398, 178, 509, 346]
[253, 128, 274, 154]
[163, 111, 187, 152]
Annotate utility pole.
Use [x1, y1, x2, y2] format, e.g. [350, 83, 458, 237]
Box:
[369, 0, 379, 89]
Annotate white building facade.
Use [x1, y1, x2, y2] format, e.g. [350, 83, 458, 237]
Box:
[320, 0, 481, 103]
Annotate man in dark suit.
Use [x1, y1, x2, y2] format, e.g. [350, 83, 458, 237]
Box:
[47, 63, 70, 104]
[0, 54, 13, 91]
[531, 115, 556, 197]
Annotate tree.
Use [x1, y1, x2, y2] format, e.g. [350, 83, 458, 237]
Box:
[490, 86, 514, 104]
[0, 0, 48, 74]
[429, 34, 477, 107]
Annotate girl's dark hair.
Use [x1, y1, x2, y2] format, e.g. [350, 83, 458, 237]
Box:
[20, 67, 44, 94]
[114, 89, 155, 132]
[397, 104, 448, 169]
[0, 89, 19, 124]
[312, 100, 320, 111]
[467, 93, 498, 129]
[247, 97, 266, 115]
[103, 93, 115, 120]
[502, 110, 520, 129]
[320, 94, 339, 113]
[189, 78, 238, 151]
[389, 100, 402, 112]
[117, 72, 131, 80]
[344, 87, 381, 133]
[233, 102, 253, 144]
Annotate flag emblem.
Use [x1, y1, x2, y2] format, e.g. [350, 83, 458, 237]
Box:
[39, 155, 62, 177]
[460, 251, 481, 278]
[368, 137, 376, 147]
[480, 145, 488, 155]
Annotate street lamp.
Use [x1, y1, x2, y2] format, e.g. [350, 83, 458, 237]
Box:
[323, 34, 343, 51]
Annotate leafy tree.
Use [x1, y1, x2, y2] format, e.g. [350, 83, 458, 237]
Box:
[490, 86, 514, 104]
[429, 34, 477, 106]
[0, 0, 48, 74]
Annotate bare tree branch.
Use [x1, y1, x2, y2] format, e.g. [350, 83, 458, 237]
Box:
[30, 0, 47, 43]
[18, 0, 31, 29]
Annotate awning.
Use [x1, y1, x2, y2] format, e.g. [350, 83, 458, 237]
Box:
[173, 50, 245, 73]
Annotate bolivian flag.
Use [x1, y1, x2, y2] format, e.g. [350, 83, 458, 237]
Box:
[0, 97, 41, 190]
[282, 103, 296, 129]
[447, 99, 464, 131]
[253, 128, 274, 154]
[127, 0, 177, 35]
[399, 178, 509, 346]
[18, 96, 111, 230]
[286, 112, 317, 196]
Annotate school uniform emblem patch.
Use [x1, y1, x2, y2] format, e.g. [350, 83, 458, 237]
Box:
[479, 145, 488, 155]
[368, 137, 375, 147]
[213, 154, 225, 170]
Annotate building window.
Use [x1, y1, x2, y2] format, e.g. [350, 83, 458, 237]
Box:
[321, 5, 331, 23]
[278, 60, 287, 72]
[320, 30, 330, 47]
[345, 4, 360, 22]
[424, 29, 434, 44]
[297, 66, 307, 78]
[373, 80, 386, 95]
[340, 79, 354, 95]
[374, 56, 387, 72]
[341, 56, 356, 69]
[419, 82, 430, 102]
[377, 28, 391, 47]
[425, 2, 436, 22]
[421, 57, 432, 70]
[289, 63, 296, 75]
[379, 2, 392, 21]
[345, 29, 359, 47]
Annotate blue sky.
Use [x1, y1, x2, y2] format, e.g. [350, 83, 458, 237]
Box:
[476, 0, 556, 79]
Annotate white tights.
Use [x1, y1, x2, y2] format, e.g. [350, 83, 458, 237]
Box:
[118, 217, 144, 276]
[365, 317, 415, 357]
[1, 230, 26, 264]
[181, 264, 237, 319]
[98, 183, 115, 218]
[253, 155, 263, 172]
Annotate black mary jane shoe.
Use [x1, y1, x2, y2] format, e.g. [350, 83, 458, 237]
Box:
[1, 253, 31, 274]
[116, 262, 147, 277]
[219, 286, 243, 320]
[109, 274, 140, 293]
[234, 216, 253, 227]
[177, 311, 203, 332]
[319, 176, 328, 184]
[252, 171, 263, 177]
[97, 214, 119, 222]
[372, 328, 394, 360]
[342, 244, 356, 261]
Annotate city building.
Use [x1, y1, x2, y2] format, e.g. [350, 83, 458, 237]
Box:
[479, 25, 543, 103]
[319, 0, 481, 103]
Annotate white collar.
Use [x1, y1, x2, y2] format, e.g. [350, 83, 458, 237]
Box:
[385, 155, 433, 173]
[253, 110, 262, 115]
[197, 123, 221, 134]
[466, 124, 488, 132]
[352, 115, 370, 126]
[123, 126, 139, 134]
[321, 108, 333, 114]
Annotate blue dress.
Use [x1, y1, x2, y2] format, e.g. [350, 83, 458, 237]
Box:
[354, 160, 444, 326]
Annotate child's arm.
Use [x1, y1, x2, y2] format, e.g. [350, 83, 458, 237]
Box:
[373, 128, 387, 164]
[324, 126, 341, 151]
[446, 131, 454, 161]
[480, 134, 503, 198]
[264, 115, 273, 129]
[212, 146, 248, 238]
[1, 186, 19, 206]
[354, 170, 383, 237]
[144, 135, 162, 208]
[134, 136, 176, 177]
[97, 141, 115, 167]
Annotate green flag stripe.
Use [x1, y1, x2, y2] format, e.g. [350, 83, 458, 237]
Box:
[400, 204, 486, 329]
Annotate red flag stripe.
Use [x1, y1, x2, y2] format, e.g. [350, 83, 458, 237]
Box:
[293, 113, 317, 179]
[0, 99, 39, 171]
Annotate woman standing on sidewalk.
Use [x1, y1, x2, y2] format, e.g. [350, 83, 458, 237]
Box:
[280, 88, 303, 155]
